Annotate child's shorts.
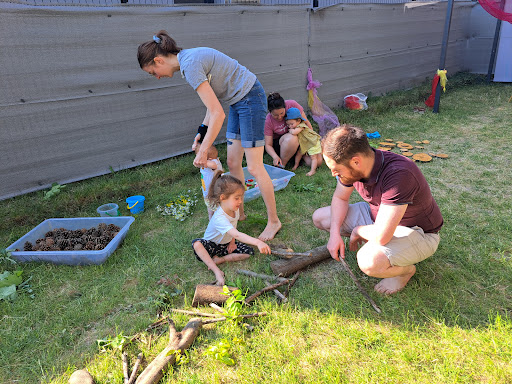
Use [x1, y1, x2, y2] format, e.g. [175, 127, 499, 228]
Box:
[191, 238, 254, 262]
[307, 141, 322, 156]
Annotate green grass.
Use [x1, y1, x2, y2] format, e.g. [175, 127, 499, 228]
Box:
[1, 73, 511, 384]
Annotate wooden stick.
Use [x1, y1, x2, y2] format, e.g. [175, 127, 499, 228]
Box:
[264, 279, 287, 303]
[122, 352, 130, 384]
[171, 309, 219, 318]
[209, 303, 227, 314]
[245, 279, 290, 304]
[127, 353, 143, 384]
[284, 271, 301, 298]
[201, 312, 267, 324]
[338, 257, 382, 314]
[236, 269, 287, 282]
[271, 248, 312, 259]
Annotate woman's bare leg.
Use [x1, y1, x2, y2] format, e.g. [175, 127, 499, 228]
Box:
[245, 146, 281, 241]
[226, 139, 247, 220]
[278, 133, 299, 167]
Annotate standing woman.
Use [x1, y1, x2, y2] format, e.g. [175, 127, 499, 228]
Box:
[264, 92, 314, 168]
[137, 30, 281, 240]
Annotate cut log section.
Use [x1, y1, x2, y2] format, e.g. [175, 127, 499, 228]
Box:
[402, 152, 414, 157]
[412, 153, 432, 162]
[192, 285, 238, 307]
[270, 245, 330, 277]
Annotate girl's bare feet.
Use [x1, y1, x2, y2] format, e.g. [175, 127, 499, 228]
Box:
[306, 169, 316, 176]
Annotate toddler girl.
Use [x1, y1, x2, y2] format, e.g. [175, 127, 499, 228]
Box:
[192, 171, 271, 286]
[196, 144, 223, 219]
[286, 107, 323, 176]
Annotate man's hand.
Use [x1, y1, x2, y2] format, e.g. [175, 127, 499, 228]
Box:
[327, 233, 346, 261]
[256, 240, 271, 255]
[349, 226, 366, 252]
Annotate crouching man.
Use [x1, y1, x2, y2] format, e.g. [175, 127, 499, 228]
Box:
[312, 125, 443, 294]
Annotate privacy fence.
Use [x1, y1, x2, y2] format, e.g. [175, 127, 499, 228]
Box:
[0, 1, 494, 200]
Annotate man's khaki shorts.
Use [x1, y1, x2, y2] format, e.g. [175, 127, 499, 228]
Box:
[340, 202, 440, 267]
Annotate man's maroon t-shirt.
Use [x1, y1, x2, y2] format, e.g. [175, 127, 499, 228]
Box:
[343, 149, 443, 233]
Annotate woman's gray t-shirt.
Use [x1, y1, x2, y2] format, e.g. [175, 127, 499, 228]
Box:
[178, 47, 257, 106]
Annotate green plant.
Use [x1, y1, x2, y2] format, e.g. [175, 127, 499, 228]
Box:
[156, 190, 199, 221]
[222, 285, 247, 321]
[96, 333, 130, 353]
[0, 270, 23, 301]
[293, 182, 323, 193]
[203, 337, 243, 366]
[43, 183, 66, 200]
[0, 248, 16, 264]
[166, 349, 190, 366]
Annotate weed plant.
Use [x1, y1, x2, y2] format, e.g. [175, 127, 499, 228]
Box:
[0, 73, 511, 383]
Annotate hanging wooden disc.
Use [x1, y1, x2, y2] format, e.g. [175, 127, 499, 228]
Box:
[412, 153, 432, 162]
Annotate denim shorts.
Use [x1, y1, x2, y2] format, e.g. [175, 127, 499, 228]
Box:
[341, 202, 441, 267]
[226, 79, 267, 148]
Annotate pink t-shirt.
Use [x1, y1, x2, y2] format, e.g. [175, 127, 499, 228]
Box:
[264, 100, 305, 139]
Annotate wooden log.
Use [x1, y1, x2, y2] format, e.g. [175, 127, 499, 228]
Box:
[270, 245, 330, 277]
[201, 312, 267, 324]
[191, 285, 238, 307]
[284, 271, 301, 298]
[135, 318, 202, 384]
[171, 309, 219, 318]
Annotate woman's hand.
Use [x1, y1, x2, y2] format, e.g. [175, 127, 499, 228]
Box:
[272, 156, 283, 168]
[193, 150, 207, 168]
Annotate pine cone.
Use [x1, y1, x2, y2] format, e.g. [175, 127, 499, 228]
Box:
[107, 224, 120, 232]
[45, 230, 54, 238]
[94, 244, 104, 250]
[45, 237, 55, 247]
[74, 244, 83, 251]
[23, 241, 33, 251]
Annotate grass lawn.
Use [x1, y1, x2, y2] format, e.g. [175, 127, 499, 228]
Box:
[0, 73, 511, 384]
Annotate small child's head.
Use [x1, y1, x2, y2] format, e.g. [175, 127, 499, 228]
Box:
[207, 171, 245, 208]
[285, 107, 304, 129]
[194, 144, 218, 160]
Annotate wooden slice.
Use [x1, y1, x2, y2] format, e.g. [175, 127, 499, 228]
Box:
[415, 140, 422, 144]
[385, 139, 394, 142]
[412, 153, 432, 162]
[377, 147, 391, 151]
[379, 142, 396, 147]
[397, 143, 414, 149]
[400, 148, 410, 152]
[402, 152, 414, 157]
[415, 146, 424, 149]
[422, 140, 430, 144]
[433, 153, 449, 159]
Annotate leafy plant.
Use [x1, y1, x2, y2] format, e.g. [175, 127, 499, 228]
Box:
[0, 248, 16, 264]
[149, 287, 183, 313]
[222, 285, 247, 321]
[293, 182, 323, 193]
[96, 333, 129, 352]
[43, 183, 66, 200]
[0, 269, 23, 301]
[166, 349, 190, 366]
[202, 338, 242, 366]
